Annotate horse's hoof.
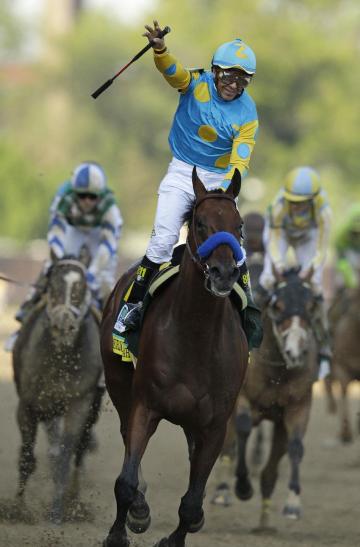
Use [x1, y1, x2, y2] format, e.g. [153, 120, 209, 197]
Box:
[126, 492, 151, 533]
[235, 477, 254, 501]
[126, 511, 151, 534]
[189, 512, 205, 533]
[282, 504, 302, 519]
[210, 484, 232, 507]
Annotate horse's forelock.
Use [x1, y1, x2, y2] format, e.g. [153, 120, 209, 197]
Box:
[183, 189, 236, 226]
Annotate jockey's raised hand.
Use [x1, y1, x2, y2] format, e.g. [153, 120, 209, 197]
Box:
[143, 20, 166, 50]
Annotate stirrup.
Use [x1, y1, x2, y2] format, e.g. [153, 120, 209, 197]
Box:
[114, 302, 143, 333]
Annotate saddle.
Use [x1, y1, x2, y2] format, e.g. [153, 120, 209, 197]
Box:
[112, 244, 248, 362]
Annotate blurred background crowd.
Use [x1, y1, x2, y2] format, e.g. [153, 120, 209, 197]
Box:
[0, 0, 359, 305]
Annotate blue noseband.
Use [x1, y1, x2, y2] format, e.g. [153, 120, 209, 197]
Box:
[197, 231, 246, 266]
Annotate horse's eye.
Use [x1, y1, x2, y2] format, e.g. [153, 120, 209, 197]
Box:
[195, 218, 207, 232]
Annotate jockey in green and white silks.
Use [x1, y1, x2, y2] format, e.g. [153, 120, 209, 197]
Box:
[258, 166, 333, 376]
[116, 21, 261, 349]
[48, 162, 123, 302]
[4, 162, 123, 352]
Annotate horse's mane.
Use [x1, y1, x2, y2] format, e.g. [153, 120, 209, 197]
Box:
[281, 267, 302, 282]
[182, 189, 230, 226]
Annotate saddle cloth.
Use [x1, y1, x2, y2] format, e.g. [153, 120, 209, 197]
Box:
[112, 245, 248, 363]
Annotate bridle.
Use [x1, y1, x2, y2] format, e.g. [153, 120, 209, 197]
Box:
[46, 259, 91, 325]
[186, 192, 244, 283]
[186, 193, 240, 271]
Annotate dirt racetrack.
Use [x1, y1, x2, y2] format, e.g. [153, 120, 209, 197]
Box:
[0, 309, 359, 547]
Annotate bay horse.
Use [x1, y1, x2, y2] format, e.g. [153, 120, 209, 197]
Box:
[12, 255, 102, 523]
[100, 167, 249, 547]
[211, 211, 267, 507]
[326, 284, 360, 442]
[235, 268, 318, 529]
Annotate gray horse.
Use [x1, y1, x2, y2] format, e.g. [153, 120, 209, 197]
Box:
[12, 255, 102, 523]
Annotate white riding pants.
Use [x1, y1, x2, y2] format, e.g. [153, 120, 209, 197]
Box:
[260, 219, 323, 294]
[146, 157, 226, 264]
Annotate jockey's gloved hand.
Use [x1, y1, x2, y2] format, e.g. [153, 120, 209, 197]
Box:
[143, 20, 166, 50]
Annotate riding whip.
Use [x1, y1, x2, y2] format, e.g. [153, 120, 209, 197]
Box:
[91, 26, 171, 99]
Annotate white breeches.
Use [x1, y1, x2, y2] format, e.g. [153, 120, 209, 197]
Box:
[146, 157, 226, 264]
[62, 226, 117, 299]
[259, 219, 323, 294]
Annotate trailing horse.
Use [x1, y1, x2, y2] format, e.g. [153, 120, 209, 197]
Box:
[100, 168, 249, 547]
[235, 268, 318, 530]
[12, 255, 102, 523]
[211, 211, 267, 507]
[326, 285, 360, 442]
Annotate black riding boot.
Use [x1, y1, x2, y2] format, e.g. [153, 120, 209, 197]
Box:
[239, 263, 263, 351]
[120, 256, 159, 331]
[15, 268, 50, 323]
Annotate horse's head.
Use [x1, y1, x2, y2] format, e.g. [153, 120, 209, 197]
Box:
[46, 255, 90, 347]
[187, 167, 243, 297]
[267, 268, 316, 369]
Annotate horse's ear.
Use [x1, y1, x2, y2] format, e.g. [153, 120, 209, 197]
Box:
[225, 168, 241, 198]
[79, 244, 91, 267]
[192, 166, 207, 200]
[50, 248, 59, 264]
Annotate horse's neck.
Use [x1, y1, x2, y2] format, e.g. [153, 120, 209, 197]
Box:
[257, 312, 286, 367]
[172, 256, 227, 330]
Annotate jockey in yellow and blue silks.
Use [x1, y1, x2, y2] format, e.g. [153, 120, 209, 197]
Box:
[258, 166, 333, 374]
[116, 20, 262, 349]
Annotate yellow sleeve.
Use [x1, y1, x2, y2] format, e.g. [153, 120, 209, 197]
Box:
[223, 119, 259, 181]
[153, 48, 191, 91]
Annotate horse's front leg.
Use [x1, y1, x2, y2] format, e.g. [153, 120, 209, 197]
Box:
[16, 401, 38, 499]
[282, 400, 311, 520]
[258, 420, 288, 530]
[154, 425, 226, 547]
[49, 396, 92, 524]
[104, 402, 160, 547]
[234, 405, 254, 501]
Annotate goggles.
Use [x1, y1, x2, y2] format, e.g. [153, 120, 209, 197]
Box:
[217, 69, 252, 88]
[77, 192, 98, 201]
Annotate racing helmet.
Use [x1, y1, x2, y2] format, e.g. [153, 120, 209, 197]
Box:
[212, 38, 256, 75]
[71, 162, 107, 195]
[283, 167, 321, 202]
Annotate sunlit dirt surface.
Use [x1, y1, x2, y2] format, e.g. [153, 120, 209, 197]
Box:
[0, 307, 359, 547]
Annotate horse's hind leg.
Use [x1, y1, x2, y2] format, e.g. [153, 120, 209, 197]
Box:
[154, 426, 226, 547]
[17, 402, 38, 499]
[258, 420, 287, 530]
[211, 412, 236, 507]
[234, 408, 254, 501]
[104, 403, 160, 547]
[49, 396, 92, 524]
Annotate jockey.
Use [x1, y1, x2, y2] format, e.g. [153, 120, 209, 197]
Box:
[258, 166, 332, 372]
[14, 161, 123, 325]
[117, 20, 262, 349]
[334, 203, 360, 290]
